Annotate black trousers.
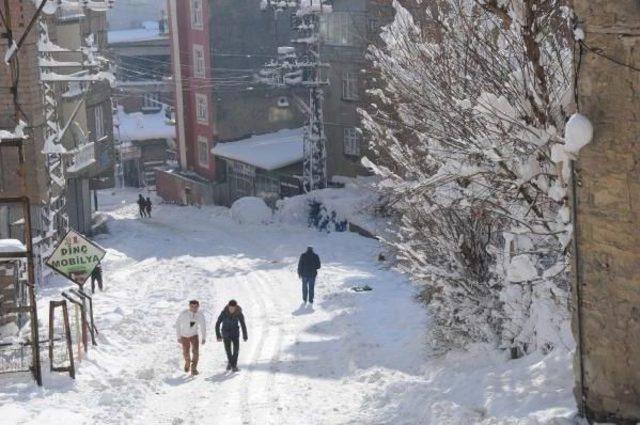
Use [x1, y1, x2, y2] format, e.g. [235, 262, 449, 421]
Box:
[91, 275, 103, 293]
[223, 336, 240, 367]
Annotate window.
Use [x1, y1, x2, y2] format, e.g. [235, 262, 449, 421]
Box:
[343, 127, 361, 157]
[191, 0, 203, 30]
[197, 136, 209, 167]
[195, 93, 208, 125]
[193, 44, 205, 78]
[94, 105, 104, 140]
[320, 13, 354, 46]
[142, 92, 160, 110]
[342, 72, 358, 100]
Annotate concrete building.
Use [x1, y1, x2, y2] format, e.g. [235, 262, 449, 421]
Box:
[209, 0, 304, 142]
[108, 18, 175, 187]
[571, 1, 640, 423]
[106, 0, 167, 31]
[157, 0, 216, 205]
[43, 4, 116, 236]
[113, 105, 175, 187]
[319, 0, 393, 180]
[212, 127, 304, 204]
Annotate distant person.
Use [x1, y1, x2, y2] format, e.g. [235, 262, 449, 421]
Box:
[215, 300, 248, 372]
[298, 246, 321, 305]
[90, 264, 103, 293]
[137, 194, 147, 218]
[175, 300, 207, 376]
[145, 197, 153, 217]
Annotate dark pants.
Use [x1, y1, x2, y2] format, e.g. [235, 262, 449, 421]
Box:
[180, 335, 199, 368]
[302, 276, 316, 303]
[223, 336, 240, 367]
[139, 207, 146, 218]
[91, 274, 103, 293]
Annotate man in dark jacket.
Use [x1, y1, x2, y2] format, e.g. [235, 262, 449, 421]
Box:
[137, 194, 146, 218]
[145, 197, 153, 217]
[297, 246, 321, 305]
[215, 300, 248, 372]
[90, 264, 103, 293]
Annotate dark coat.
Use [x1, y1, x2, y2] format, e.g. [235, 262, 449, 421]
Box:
[298, 249, 321, 277]
[91, 264, 102, 279]
[215, 306, 248, 340]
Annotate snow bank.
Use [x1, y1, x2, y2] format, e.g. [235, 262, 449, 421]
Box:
[275, 176, 383, 235]
[564, 113, 593, 153]
[231, 197, 273, 225]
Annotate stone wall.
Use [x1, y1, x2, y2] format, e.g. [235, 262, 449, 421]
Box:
[572, 1, 640, 422]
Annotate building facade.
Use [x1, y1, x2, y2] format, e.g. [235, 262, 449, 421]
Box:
[108, 17, 175, 187]
[210, 0, 304, 142]
[572, 1, 640, 422]
[43, 4, 116, 236]
[169, 0, 215, 180]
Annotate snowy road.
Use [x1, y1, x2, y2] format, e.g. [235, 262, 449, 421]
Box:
[0, 190, 576, 425]
[0, 191, 426, 425]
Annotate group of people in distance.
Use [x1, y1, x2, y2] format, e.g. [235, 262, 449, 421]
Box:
[137, 194, 153, 218]
[174, 247, 322, 376]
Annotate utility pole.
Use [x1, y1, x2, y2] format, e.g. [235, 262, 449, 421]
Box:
[259, 0, 330, 191]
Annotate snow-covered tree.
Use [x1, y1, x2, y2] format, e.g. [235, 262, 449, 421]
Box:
[259, 0, 331, 191]
[362, 0, 582, 355]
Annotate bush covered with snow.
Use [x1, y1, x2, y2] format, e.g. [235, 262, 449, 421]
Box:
[231, 197, 273, 225]
[275, 177, 383, 235]
[362, 1, 575, 355]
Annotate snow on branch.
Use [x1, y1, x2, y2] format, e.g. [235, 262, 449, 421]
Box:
[362, 0, 577, 355]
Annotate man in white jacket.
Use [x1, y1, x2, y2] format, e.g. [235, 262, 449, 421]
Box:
[175, 300, 207, 375]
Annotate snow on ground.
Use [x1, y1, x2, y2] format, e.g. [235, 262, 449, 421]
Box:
[0, 188, 576, 424]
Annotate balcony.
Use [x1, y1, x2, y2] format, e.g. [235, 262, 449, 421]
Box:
[66, 142, 96, 174]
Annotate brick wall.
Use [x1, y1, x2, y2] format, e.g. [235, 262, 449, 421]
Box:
[572, 1, 640, 422]
[0, 0, 48, 203]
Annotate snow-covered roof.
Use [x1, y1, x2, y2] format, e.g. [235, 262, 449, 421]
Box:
[108, 21, 168, 44]
[0, 239, 26, 253]
[211, 128, 304, 171]
[114, 105, 175, 142]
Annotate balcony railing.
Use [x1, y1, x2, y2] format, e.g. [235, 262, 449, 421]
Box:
[66, 142, 96, 174]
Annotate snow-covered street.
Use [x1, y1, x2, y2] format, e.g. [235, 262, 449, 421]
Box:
[0, 190, 576, 425]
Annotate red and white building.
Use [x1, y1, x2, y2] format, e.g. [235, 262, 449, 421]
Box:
[157, 0, 217, 204]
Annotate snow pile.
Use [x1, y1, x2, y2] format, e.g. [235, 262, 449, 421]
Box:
[564, 113, 593, 153]
[276, 176, 383, 234]
[0, 121, 26, 142]
[0, 239, 26, 253]
[231, 197, 273, 224]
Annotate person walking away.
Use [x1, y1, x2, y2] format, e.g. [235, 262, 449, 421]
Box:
[215, 300, 247, 372]
[297, 246, 321, 305]
[137, 194, 147, 218]
[145, 197, 153, 217]
[175, 300, 207, 375]
[90, 264, 103, 293]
